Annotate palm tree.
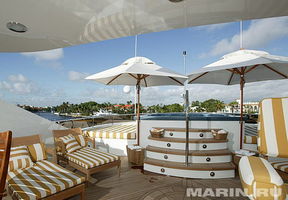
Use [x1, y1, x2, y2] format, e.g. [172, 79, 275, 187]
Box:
[228, 101, 239, 113]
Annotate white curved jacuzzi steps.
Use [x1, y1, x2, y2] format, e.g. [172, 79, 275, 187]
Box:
[144, 128, 235, 179]
[144, 158, 236, 179]
[146, 146, 232, 163]
[148, 136, 228, 151]
[160, 128, 219, 139]
[146, 145, 232, 156]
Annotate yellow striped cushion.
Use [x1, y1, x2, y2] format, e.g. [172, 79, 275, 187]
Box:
[7, 168, 28, 181]
[244, 136, 257, 144]
[84, 124, 136, 139]
[75, 135, 87, 147]
[239, 156, 286, 200]
[270, 160, 288, 173]
[59, 134, 82, 153]
[27, 143, 47, 162]
[7, 160, 85, 200]
[258, 98, 288, 158]
[9, 146, 34, 172]
[67, 147, 119, 169]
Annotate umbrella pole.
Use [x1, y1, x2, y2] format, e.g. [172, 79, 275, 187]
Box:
[136, 85, 140, 146]
[240, 78, 244, 149]
[185, 90, 189, 166]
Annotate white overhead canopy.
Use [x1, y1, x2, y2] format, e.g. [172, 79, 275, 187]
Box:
[1, 0, 288, 52]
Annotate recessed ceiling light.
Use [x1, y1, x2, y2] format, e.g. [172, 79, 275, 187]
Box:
[6, 22, 27, 33]
[169, 0, 184, 3]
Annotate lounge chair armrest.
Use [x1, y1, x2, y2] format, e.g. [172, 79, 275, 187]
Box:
[45, 146, 56, 156]
[45, 144, 58, 162]
[85, 136, 95, 148]
[55, 140, 66, 155]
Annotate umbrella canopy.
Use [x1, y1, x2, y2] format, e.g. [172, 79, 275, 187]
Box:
[188, 49, 288, 85]
[188, 49, 288, 149]
[86, 57, 187, 87]
[86, 57, 187, 145]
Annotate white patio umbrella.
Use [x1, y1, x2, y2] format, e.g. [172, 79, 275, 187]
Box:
[86, 56, 187, 145]
[188, 49, 288, 149]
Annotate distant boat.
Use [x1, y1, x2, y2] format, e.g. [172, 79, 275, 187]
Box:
[92, 109, 117, 117]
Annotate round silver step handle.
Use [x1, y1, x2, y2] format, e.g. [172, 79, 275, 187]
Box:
[202, 144, 207, 149]
[210, 172, 215, 177]
[206, 157, 211, 162]
[167, 143, 171, 147]
[199, 133, 204, 138]
[161, 168, 165, 173]
[164, 155, 168, 159]
[169, 132, 173, 136]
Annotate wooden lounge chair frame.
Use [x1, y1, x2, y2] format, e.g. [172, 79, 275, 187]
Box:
[9, 134, 85, 200]
[53, 128, 121, 183]
[0, 131, 12, 200]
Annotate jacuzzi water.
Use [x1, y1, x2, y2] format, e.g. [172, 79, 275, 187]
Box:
[141, 113, 242, 121]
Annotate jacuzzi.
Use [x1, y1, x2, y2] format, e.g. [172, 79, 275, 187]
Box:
[140, 113, 242, 152]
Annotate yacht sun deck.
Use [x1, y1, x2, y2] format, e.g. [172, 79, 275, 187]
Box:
[0, 103, 255, 199]
[2, 1, 288, 199]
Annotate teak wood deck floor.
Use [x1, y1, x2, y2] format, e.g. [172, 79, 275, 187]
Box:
[68, 157, 248, 200]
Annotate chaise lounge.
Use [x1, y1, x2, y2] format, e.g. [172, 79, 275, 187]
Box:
[53, 128, 121, 183]
[6, 134, 85, 200]
[239, 97, 288, 200]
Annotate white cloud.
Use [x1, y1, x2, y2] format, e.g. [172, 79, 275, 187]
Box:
[51, 89, 67, 98]
[187, 79, 288, 103]
[4, 79, 288, 107]
[83, 87, 133, 103]
[82, 79, 288, 106]
[68, 71, 89, 81]
[0, 74, 39, 95]
[202, 16, 288, 57]
[82, 86, 184, 105]
[21, 48, 63, 61]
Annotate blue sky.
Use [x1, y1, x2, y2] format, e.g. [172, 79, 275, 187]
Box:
[1, 16, 288, 106]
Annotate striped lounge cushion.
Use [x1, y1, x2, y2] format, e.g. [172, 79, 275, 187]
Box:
[7, 168, 30, 181]
[74, 135, 87, 147]
[67, 147, 119, 169]
[9, 146, 34, 172]
[244, 135, 257, 144]
[7, 160, 85, 200]
[59, 134, 81, 153]
[27, 143, 47, 162]
[84, 124, 136, 139]
[270, 160, 288, 173]
[258, 98, 288, 158]
[239, 156, 286, 200]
